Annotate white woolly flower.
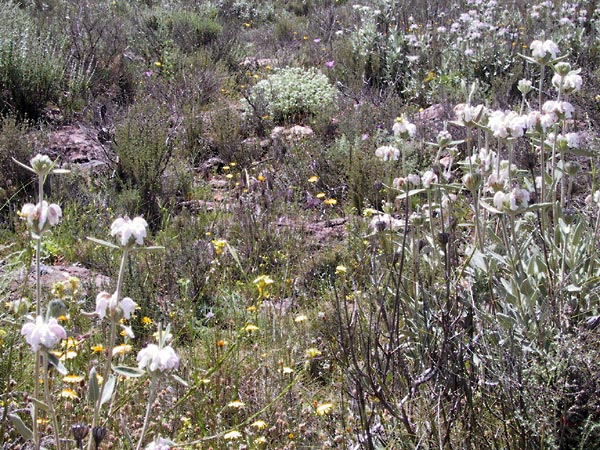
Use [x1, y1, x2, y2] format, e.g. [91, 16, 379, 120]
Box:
[542, 100, 574, 119]
[20, 201, 62, 234]
[493, 187, 530, 212]
[517, 79, 533, 95]
[137, 343, 180, 373]
[422, 170, 438, 188]
[375, 145, 400, 162]
[368, 213, 402, 232]
[145, 438, 174, 450]
[392, 117, 416, 139]
[454, 103, 486, 126]
[552, 71, 583, 94]
[110, 216, 148, 247]
[21, 316, 66, 352]
[530, 39, 559, 63]
[487, 110, 508, 139]
[30, 154, 54, 177]
[95, 291, 137, 320]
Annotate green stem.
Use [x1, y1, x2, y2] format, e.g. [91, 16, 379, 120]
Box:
[135, 376, 158, 450]
[43, 352, 61, 450]
[33, 352, 40, 450]
[87, 248, 129, 450]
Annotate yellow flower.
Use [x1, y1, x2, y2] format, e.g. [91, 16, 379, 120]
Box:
[324, 198, 337, 206]
[247, 305, 257, 312]
[244, 324, 259, 332]
[112, 344, 132, 356]
[223, 430, 242, 440]
[216, 340, 228, 347]
[63, 374, 85, 383]
[92, 344, 105, 353]
[141, 316, 153, 326]
[308, 175, 319, 183]
[212, 239, 227, 256]
[59, 350, 78, 361]
[316, 192, 326, 199]
[227, 400, 245, 408]
[251, 420, 267, 429]
[154, 61, 162, 67]
[60, 389, 79, 400]
[316, 402, 334, 415]
[68, 276, 80, 293]
[306, 347, 322, 359]
[63, 337, 79, 349]
[335, 265, 348, 275]
[257, 174, 266, 182]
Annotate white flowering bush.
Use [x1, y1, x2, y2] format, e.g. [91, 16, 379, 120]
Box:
[246, 67, 336, 123]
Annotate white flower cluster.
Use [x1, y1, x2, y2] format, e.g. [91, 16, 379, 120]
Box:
[375, 145, 400, 162]
[95, 291, 137, 321]
[493, 187, 531, 212]
[21, 316, 66, 352]
[20, 201, 62, 235]
[137, 343, 180, 374]
[111, 216, 148, 247]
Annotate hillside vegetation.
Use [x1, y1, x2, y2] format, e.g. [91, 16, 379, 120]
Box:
[1, 0, 600, 449]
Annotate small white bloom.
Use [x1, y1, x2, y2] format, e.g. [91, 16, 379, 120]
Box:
[137, 343, 180, 373]
[21, 316, 66, 352]
[95, 291, 137, 321]
[375, 145, 400, 162]
[542, 100, 574, 119]
[422, 170, 438, 188]
[20, 201, 62, 234]
[392, 117, 416, 139]
[368, 213, 402, 232]
[406, 173, 421, 186]
[530, 39, 559, 63]
[29, 154, 54, 177]
[518, 79, 533, 95]
[145, 437, 174, 450]
[110, 216, 148, 247]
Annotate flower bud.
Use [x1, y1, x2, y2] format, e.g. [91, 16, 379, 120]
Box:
[30, 154, 54, 177]
[554, 61, 571, 76]
[517, 79, 533, 95]
[462, 172, 481, 191]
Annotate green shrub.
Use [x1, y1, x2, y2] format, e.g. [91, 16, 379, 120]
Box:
[114, 96, 176, 226]
[246, 66, 337, 124]
[0, 116, 41, 216]
[0, 1, 68, 119]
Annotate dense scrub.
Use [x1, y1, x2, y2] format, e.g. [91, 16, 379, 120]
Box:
[1, 0, 600, 449]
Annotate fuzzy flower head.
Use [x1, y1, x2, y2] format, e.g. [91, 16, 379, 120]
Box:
[110, 216, 148, 247]
[21, 315, 66, 352]
[493, 187, 530, 212]
[552, 69, 583, 95]
[95, 291, 137, 321]
[422, 170, 438, 188]
[20, 201, 62, 235]
[145, 437, 174, 450]
[542, 100, 574, 120]
[137, 343, 180, 374]
[375, 145, 400, 162]
[453, 103, 486, 127]
[517, 79, 533, 96]
[530, 39, 559, 64]
[392, 116, 416, 139]
[29, 154, 55, 177]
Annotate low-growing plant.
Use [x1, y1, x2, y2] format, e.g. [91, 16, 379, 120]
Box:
[245, 66, 337, 124]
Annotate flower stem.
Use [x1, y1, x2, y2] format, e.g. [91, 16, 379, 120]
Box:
[87, 248, 129, 450]
[42, 352, 62, 450]
[135, 376, 158, 450]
